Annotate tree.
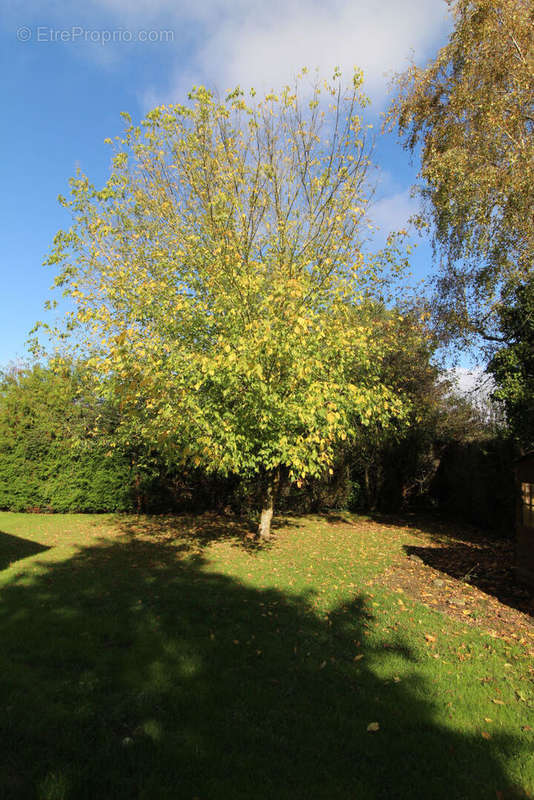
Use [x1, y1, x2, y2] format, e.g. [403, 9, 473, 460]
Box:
[388, 0, 534, 349]
[488, 278, 534, 450]
[341, 302, 438, 510]
[344, 303, 482, 511]
[43, 72, 409, 538]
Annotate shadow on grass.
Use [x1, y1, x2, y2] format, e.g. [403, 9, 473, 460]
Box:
[353, 512, 533, 619]
[363, 511, 494, 545]
[0, 530, 50, 571]
[404, 543, 534, 619]
[0, 534, 529, 799]
[114, 511, 302, 553]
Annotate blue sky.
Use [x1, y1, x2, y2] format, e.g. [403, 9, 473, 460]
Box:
[0, 0, 453, 367]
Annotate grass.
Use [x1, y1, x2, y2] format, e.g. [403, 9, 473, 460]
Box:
[0, 510, 533, 799]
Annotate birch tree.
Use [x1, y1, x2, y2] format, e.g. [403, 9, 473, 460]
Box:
[388, 0, 533, 350]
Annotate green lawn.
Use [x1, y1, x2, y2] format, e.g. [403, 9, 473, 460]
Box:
[0, 511, 532, 799]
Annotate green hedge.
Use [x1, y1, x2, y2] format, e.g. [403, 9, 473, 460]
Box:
[0, 365, 134, 513]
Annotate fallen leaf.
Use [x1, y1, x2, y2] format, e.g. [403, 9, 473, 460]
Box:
[367, 722, 380, 732]
[481, 731, 491, 740]
[425, 634, 436, 643]
[492, 699, 505, 705]
[354, 654, 364, 662]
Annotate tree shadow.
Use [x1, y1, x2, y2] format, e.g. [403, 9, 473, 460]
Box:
[0, 530, 50, 571]
[404, 543, 534, 619]
[0, 534, 529, 799]
[366, 510, 498, 546]
[113, 511, 302, 554]
[352, 511, 533, 618]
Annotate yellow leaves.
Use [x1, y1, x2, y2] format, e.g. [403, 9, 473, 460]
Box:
[41, 71, 413, 487]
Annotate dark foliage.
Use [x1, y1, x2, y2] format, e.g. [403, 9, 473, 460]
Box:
[429, 437, 518, 534]
[489, 279, 534, 452]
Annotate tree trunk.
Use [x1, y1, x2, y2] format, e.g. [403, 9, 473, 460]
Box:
[257, 469, 279, 540]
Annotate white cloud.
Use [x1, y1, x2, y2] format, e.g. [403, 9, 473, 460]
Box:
[147, 0, 450, 108]
[369, 188, 418, 238]
[8, 0, 451, 109]
[188, 0, 449, 104]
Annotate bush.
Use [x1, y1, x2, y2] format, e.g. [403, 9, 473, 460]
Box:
[0, 365, 133, 513]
